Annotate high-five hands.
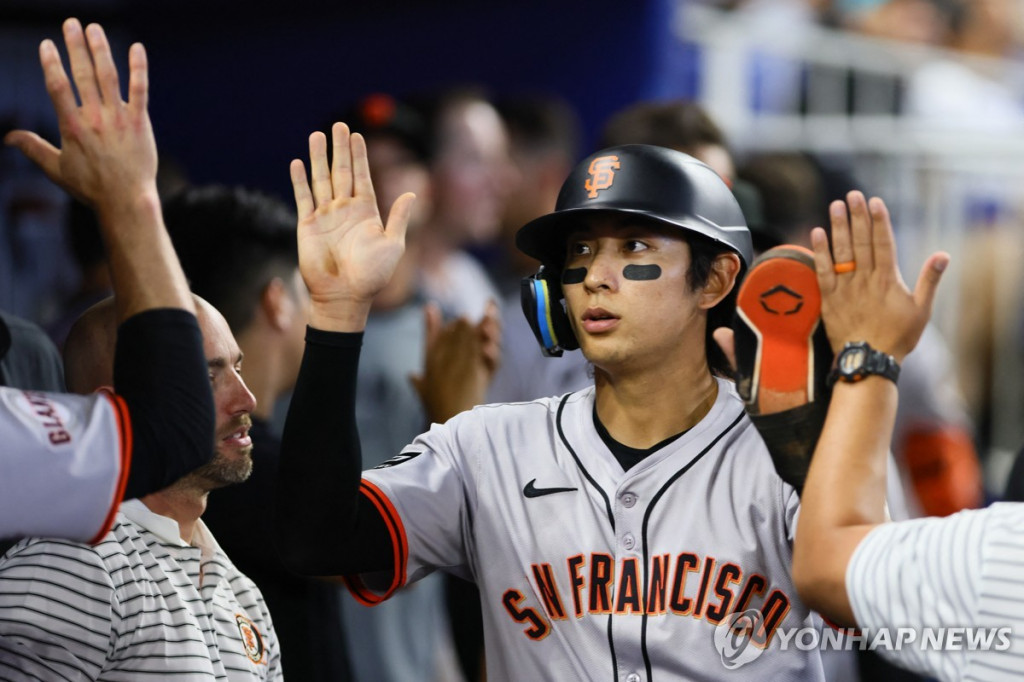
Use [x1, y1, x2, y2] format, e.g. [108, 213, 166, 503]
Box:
[4, 18, 192, 320]
[4, 19, 157, 220]
[290, 123, 416, 332]
[810, 191, 949, 363]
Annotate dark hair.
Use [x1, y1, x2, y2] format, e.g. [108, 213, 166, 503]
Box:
[686, 234, 739, 378]
[343, 93, 433, 164]
[496, 94, 581, 161]
[408, 86, 493, 166]
[600, 100, 727, 154]
[164, 186, 298, 334]
[737, 152, 824, 242]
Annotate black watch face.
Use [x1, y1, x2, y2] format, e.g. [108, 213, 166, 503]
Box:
[839, 346, 867, 375]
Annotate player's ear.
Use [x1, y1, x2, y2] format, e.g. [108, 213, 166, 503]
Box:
[261, 277, 294, 331]
[698, 252, 741, 310]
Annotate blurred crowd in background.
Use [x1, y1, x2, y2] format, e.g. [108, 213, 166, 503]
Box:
[2, 1, 1024, 680]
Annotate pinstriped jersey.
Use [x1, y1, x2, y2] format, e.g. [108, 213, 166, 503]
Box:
[0, 387, 129, 543]
[848, 503, 1024, 682]
[351, 379, 826, 681]
[0, 500, 282, 681]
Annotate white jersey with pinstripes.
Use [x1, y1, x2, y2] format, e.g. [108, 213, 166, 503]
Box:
[348, 378, 826, 681]
[0, 387, 129, 544]
[847, 502, 1024, 682]
[0, 500, 282, 681]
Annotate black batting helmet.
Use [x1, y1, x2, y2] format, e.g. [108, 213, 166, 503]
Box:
[515, 144, 753, 269]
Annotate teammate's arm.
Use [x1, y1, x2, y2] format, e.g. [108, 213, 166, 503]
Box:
[4, 20, 214, 512]
[791, 192, 948, 625]
[276, 124, 415, 575]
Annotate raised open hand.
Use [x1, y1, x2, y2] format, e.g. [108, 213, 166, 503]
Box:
[290, 122, 415, 331]
[4, 19, 156, 219]
[811, 191, 949, 362]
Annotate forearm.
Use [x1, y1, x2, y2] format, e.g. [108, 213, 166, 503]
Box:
[807, 379, 895, 527]
[98, 188, 195, 322]
[114, 308, 215, 498]
[793, 377, 897, 622]
[275, 328, 391, 575]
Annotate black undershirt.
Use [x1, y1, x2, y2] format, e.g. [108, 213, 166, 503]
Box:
[276, 329, 394, 576]
[593, 407, 688, 471]
[115, 308, 215, 499]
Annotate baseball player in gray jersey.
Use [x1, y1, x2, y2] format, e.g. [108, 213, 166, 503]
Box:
[276, 129, 826, 680]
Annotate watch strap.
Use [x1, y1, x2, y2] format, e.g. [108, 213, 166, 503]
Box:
[827, 341, 900, 387]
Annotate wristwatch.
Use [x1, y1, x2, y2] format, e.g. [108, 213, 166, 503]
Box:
[827, 341, 900, 387]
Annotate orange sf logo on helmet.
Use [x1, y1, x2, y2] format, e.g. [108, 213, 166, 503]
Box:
[584, 155, 620, 198]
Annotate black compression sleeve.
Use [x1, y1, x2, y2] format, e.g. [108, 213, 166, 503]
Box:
[114, 309, 215, 499]
[275, 328, 392, 576]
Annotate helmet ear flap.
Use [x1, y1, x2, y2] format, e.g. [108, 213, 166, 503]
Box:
[520, 266, 579, 357]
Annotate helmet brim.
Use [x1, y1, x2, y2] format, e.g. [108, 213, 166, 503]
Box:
[515, 205, 750, 269]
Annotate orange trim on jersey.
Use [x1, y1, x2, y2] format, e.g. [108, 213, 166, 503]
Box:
[343, 480, 409, 606]
[90, 391, 133, 544]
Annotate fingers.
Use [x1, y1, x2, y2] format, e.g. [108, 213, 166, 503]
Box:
[423, 303, 442, 347]
[63, 18, 101, 109]
[290, 159, 314, 218]
[847, 191, 874, 271]
[478, 300, 502, 374]
[4, 131, 61, 181]
[385, 192, 416, 246]
[330, 122, 352, 199]
[308, 131, 332, 208]
[827, 200, 853, 270]
[85, 23, 120, 106]
[127, 43, 148, 114]
[912, 252, 949, 316]
[810, 226, 836, 292]
[39, 39, 78, 125]
[351, 133, 377, 204]
[712, 327, 737, 372]
[478, 300, 501, 341]
[868, 197, 897, 274]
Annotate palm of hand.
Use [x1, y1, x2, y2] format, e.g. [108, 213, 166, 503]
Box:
[297, 194, 403, 304]
[290, 125, 414, 314]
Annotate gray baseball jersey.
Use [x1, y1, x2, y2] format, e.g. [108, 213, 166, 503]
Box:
[0, 387, 127, 543]
[348, 379, 826, 681]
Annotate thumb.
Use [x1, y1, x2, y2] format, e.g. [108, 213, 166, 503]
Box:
[5, 131, 61, 186]
[385, 192, 416, 246]
[913, 252, 949, 315]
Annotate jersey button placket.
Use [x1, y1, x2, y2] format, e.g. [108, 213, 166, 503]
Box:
[621, 533, 636, 550]
[625, 673, 641, 682]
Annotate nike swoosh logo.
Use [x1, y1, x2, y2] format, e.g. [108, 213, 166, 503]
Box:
[523, 478, 578, 498]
